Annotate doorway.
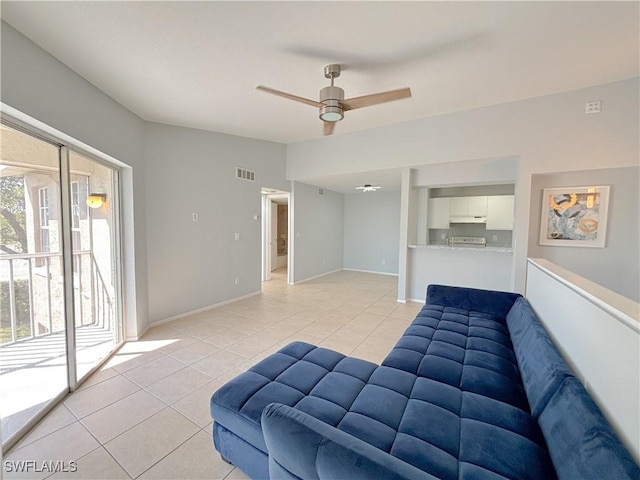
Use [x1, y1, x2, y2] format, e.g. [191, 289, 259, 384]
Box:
[261, 189, 289, 284]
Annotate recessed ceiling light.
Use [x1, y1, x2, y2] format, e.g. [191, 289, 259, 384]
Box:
[355, 184, 381, 192]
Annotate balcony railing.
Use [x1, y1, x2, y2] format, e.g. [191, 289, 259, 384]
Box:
[0, 251, 114, 346]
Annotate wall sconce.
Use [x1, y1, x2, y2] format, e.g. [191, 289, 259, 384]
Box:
[86, 193, 107, 209]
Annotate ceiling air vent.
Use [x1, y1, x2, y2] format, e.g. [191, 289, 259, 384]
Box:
[318, 188, 325, 196]
[236, 167, 255, 182]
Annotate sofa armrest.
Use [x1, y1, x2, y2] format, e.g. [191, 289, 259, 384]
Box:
[425, 284, 521, 318]
[261, 403, 436, 480]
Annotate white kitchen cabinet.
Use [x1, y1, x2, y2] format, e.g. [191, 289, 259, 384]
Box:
[449, 196, 488, 217]
[486, 195, 515, 230]
[427, 197, 450, 229]
[448, 197, 467, 216]
[468, 196, 488, 216]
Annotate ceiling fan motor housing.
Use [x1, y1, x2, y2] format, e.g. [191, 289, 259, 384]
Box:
[319, 86, 344, 122]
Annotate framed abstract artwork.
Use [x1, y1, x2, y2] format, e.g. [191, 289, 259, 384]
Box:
[539, 185, 610, 248]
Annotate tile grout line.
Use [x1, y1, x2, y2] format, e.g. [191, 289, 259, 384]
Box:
[77, 422, 135, 480]
[130, 423, 201, 479]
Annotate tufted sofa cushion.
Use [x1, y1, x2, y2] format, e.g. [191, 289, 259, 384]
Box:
[382, 304, 529, 411]
[378, 303, 555, 479]
[212, 342, 377, 455]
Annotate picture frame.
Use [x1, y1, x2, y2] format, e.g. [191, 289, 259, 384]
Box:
[539, 185, 610, 248]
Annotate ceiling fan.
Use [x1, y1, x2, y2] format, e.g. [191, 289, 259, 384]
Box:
[355, 184, 382, 192]
[256, 64, 411, 136]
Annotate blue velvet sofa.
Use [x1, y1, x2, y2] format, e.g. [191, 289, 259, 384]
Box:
[210, 285, 639, 479]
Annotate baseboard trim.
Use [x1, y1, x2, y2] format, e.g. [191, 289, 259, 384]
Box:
[149, 290, 262, 328]
[293, 268, 343, 285]
[126, 324, 149, 342]
[343, 268, 398, 277]
[407, 297, 426, 304]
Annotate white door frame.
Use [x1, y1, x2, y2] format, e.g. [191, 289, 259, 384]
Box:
[261, 194, 271, 282]
[270, 201, 278, 272]
[261, 189, 290, 283]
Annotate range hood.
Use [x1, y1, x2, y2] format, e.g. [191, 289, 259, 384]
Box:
[449, 215, 487, 224]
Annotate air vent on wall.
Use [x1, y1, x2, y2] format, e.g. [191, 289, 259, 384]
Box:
[317, 188, 325, 196]
[236, 167, 255, 182]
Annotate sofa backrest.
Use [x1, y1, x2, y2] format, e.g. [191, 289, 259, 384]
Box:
[506, 297, 640, 479]
[506, 297, 574, 417]
[538, 376, 640, 480]
[262, 403, 437, 480]
[426, 284, 521, 318]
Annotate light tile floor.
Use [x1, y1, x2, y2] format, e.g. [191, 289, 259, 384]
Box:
[4, 270, 423, 479]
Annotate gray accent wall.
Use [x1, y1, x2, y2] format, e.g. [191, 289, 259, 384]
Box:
[528, 167, 639, 302]
[145, 123, 287, 322]
[1, 21, 149, 338]
[291, 182, 344, 283]
[344, 192, 401, 275]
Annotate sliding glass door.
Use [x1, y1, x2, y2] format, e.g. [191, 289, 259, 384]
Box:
[0, 121, 123, 448]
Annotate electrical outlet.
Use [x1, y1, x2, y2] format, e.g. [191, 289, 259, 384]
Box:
[234, 277, 240, 286]
[585, 100, 602, 114]
[381, 259, 386, 265]
[322, 259, 326, 266]
[234, 232, 240, 241]
[192, 213, 199, 222]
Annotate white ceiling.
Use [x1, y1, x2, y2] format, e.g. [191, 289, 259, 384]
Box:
[1, 2, 638, 194]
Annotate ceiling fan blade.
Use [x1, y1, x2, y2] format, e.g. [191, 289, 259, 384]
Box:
[256, 85, 323, 108]
[342, 87, 412, 111]
[323, 121, 335, 136]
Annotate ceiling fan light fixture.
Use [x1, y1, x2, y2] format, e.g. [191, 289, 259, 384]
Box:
[320, 106, 343, 122]
[319, 86, 345, 122]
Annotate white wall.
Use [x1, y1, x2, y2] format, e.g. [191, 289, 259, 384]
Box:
[288, 78, 640, 296]
[343, 192, 400, 275]
[145, 122, 287, 322]
[412, 156, 519, 188]
[1, 21, 149, 338]
[529, 167, 639, 302]
[408, 248, 514, 301]
[291, 182, 344, 283]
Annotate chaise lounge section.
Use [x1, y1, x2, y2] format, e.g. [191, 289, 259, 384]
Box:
[210, 284, 639, 479]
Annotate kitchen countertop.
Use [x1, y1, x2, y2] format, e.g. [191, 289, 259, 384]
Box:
[408, 244, 513, 253]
